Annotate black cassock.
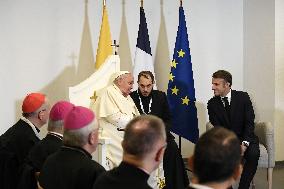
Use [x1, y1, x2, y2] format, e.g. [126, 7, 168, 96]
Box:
[0, 119, 40, 189]
[17, 133, 63, 189]
[27, 132, 63, 171]
[39, 145, 105, 189]
[130, 90, 189, 189]
[93, 161, 152, 189]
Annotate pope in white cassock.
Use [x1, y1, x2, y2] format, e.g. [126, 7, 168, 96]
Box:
[93, 71, 140, 168]
[93, 71, 166, 189]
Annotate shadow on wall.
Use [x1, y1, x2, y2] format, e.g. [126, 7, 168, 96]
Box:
[119, 0, 133, 72]
[154, 0, 171, 93]
[14, 0, 95, 133]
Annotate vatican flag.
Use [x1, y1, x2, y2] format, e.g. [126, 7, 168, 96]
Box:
[95, 3, 112, 70]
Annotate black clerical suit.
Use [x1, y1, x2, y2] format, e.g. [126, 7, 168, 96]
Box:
[17, 133, 63, 189]
[27, 132, 63, 171]
[93, 161, 152, 189]
[207, 90, 260, 189]
[130, 90, 189, 189]
[39, 145, 105, 189]
[0, 119, 40, 189]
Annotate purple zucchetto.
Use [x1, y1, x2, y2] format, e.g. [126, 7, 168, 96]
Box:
[49, 101, 75, 121]
[64, 106, 95, 130]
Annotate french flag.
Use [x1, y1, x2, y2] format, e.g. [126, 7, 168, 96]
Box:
[133, 6, 156, 90]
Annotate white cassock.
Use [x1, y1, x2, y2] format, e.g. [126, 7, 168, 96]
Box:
[92, 77, 165, 189]
[92, 84, 140, 168]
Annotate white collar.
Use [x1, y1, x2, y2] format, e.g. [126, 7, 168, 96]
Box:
[20, 116, 41, 139]
[222, 89, 231, 99]
[221, 89, 231, 105]
[48, 131, 63, 138]
[189, 183, 214, 189]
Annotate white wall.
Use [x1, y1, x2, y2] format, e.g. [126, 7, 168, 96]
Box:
[243, 0, 275, 124]
[1, 0, 243, 157]
[275, 0, 284, 161]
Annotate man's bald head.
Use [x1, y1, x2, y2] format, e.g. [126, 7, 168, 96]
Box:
[122, 115, 166, 159]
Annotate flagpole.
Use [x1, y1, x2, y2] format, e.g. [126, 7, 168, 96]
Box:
[140, 0, 143, 7]
[180, 0, 182, 7]
[103, 0, 106, 6]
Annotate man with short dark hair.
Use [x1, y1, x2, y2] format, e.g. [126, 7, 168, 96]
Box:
[207, 70, 260, 189]
[93, 115, 167, 189]
[188, 127, 242, 189]
[130, 71, 189, 189]
[39, 106, 105, 189]
[0, 93, 50, 189]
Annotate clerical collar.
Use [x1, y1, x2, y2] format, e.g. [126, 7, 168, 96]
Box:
[48, 131, 63, 140]
[137, 90, 152, 114]
[62, 145, 92, 159]
[21, 116, 41, 139]
[189, 183, 214, 189]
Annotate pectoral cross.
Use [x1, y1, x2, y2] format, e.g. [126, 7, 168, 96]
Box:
[111, 40, 119, 55]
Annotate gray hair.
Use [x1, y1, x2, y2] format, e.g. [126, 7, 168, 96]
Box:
[48, 119, 64, 132]
[63, 119, 98, 147]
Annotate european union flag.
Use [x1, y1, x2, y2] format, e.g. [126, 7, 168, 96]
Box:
[167, 6, 199, 143]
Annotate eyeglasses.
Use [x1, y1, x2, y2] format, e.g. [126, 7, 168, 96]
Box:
[38, 109, 46, 114]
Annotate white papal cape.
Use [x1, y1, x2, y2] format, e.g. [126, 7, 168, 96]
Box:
[92, 84, 140, 167]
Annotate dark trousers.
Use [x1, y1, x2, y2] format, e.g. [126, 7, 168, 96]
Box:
[163, 134, 189, 189]
[238, 142, 260, 189]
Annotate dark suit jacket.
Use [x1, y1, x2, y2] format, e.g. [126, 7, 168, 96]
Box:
[93, 161, 151, 189]
[131, 90, 190, 189]
[130, 90, 172, 131]
[207, 90, 258, 143]
[0, 119, 40, 189]
[27, 133, 63, 171]
[39, 146, 105, 189]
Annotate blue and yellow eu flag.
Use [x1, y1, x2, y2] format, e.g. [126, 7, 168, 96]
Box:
[167, 5, 199, 143]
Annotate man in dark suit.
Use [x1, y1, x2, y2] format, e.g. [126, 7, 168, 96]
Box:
[130, 71, 189, 189]
[188, 127, 242, 189]
[207, 70, 260, 189]
[93, 115, 167, 189]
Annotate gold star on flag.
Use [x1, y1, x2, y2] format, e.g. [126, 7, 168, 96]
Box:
[177, 49, 185, 57]
[171, 86, 179, 95]
[169, 73, 175, 82]
[171, 59, 178, 68]
[181, 96, 190, 105]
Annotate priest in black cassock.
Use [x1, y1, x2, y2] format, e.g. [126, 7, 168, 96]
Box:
[93, 115, 167, 189]
[130, 71, 189, 189]
[39, 106, 105, 189]
[17, 101, 75, 189]
[0, 93, 50, 189]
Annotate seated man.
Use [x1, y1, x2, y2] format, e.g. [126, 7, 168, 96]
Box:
[39, 106, 105, 189]
[93, 71, 140, 168]
[0, 93, 50, 188]
[130, 71, 189, 189]
[188, 127, 242, 189]
[207, 70, 260, 189]
[93, 115, 167, 189]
